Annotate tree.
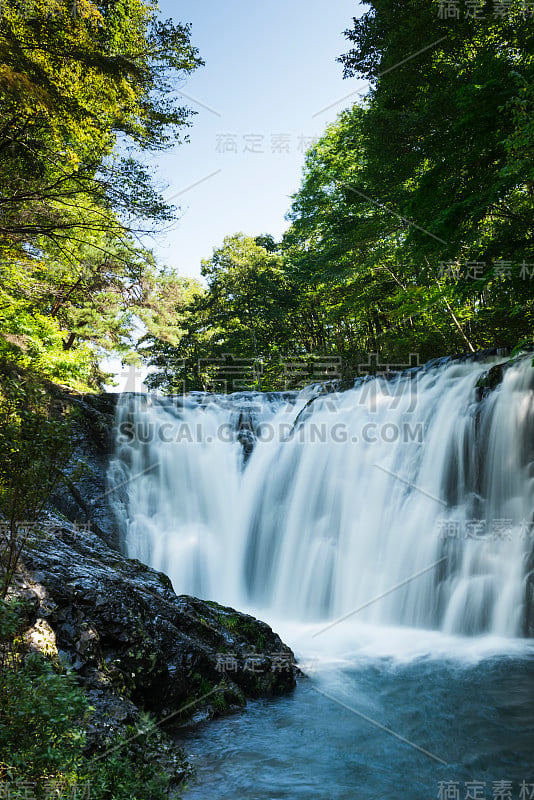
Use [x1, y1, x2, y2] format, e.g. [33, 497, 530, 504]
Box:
[140, 235, 326, 393]
[277, 0, 534, 370]
[137, 1, 534, 390]
[0, 0, 202, 240]
[337, 0, 534, 345]
[200, 234, 294, 370]
[138, 271, 210, 393]
[0, 0, 203, 389]
[0, 372, 73, 598]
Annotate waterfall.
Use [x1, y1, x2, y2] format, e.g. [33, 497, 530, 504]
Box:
[108, 355, 534, 638]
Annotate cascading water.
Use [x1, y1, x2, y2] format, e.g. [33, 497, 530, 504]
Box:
[108, 355, 534, 639]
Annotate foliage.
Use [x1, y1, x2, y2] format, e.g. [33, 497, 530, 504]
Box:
[138, 270, 209, 392]
[141, 236, 298, 392]
[0, 0, 202, 390]
[334, 0, 534, 347]
[0, 652, 88, 786]
[143, 0, 534, 391]
[0, 369, 74, 597]
[86, 731, 173, 800]
[0, 600, 88, 790]
[0, 600, 179, 799]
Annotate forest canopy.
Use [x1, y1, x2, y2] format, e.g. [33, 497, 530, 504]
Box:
[0, 0, 201, 389]
[142, 0, 534, 392]
[0, 0, 532, 395]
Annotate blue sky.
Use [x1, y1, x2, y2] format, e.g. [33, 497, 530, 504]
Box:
[144, 0, 368, 281]
[107, 0, 368, 390]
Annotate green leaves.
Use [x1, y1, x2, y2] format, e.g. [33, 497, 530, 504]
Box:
[0, 601, 175, 799]
[280, 0, 534, 363]
[0, 641, 88, 783]
[0, 373, 74, 596]
[0, 0, 202, 390]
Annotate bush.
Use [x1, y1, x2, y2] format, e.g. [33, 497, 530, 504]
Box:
[0, 601, 180, 800]
[0, 601, 88, 791]
[0, 368, 74, 597]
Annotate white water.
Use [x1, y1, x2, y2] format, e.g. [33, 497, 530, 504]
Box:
[108, 356, 534, 640]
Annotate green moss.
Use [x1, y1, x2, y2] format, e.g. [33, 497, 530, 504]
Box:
[190, 672, 213, 698]
[212, 689, 229, 714]
[217, 613, 239, 631]
[236, 620, 267, 652]
[216, 613, 267, 650]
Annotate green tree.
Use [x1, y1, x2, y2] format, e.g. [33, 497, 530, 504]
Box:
[0, 372, 73, 598]
[141, 235, 339, 392]
[338, 0, 534, 346]
[0, 0, 203, 389]
[139, 271, 210, 393]
[277, 0, 534, 372]
[200, 234, 294, 376]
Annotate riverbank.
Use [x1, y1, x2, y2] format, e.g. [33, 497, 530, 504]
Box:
[7, 516, 297, 793]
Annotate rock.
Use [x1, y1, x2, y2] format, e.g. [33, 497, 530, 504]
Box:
[525, 554, 534, 637]
[474, 350, 534, 400]
[7, 516, 298, 789]
[19, 519, 297, 721]
[48, 391, 121, 548]
[81, 688, 192, 784]
[24, 617, 58, 659]
[474, 362, 508, 399]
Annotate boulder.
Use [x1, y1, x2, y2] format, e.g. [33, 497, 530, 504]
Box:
[17, 519, 297, 723]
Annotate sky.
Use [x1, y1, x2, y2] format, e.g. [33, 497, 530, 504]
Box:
[107, 0, 368, 391]
[143, 0, 368, 281]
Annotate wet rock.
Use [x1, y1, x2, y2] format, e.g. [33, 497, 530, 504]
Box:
[474, 362, 508, 399]
[48, 390, 120, 548]
[19, 520, 297, 721]
[524, 554, 534, 637]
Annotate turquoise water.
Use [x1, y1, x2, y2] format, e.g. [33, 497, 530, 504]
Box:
[176, 640, 534, 800]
